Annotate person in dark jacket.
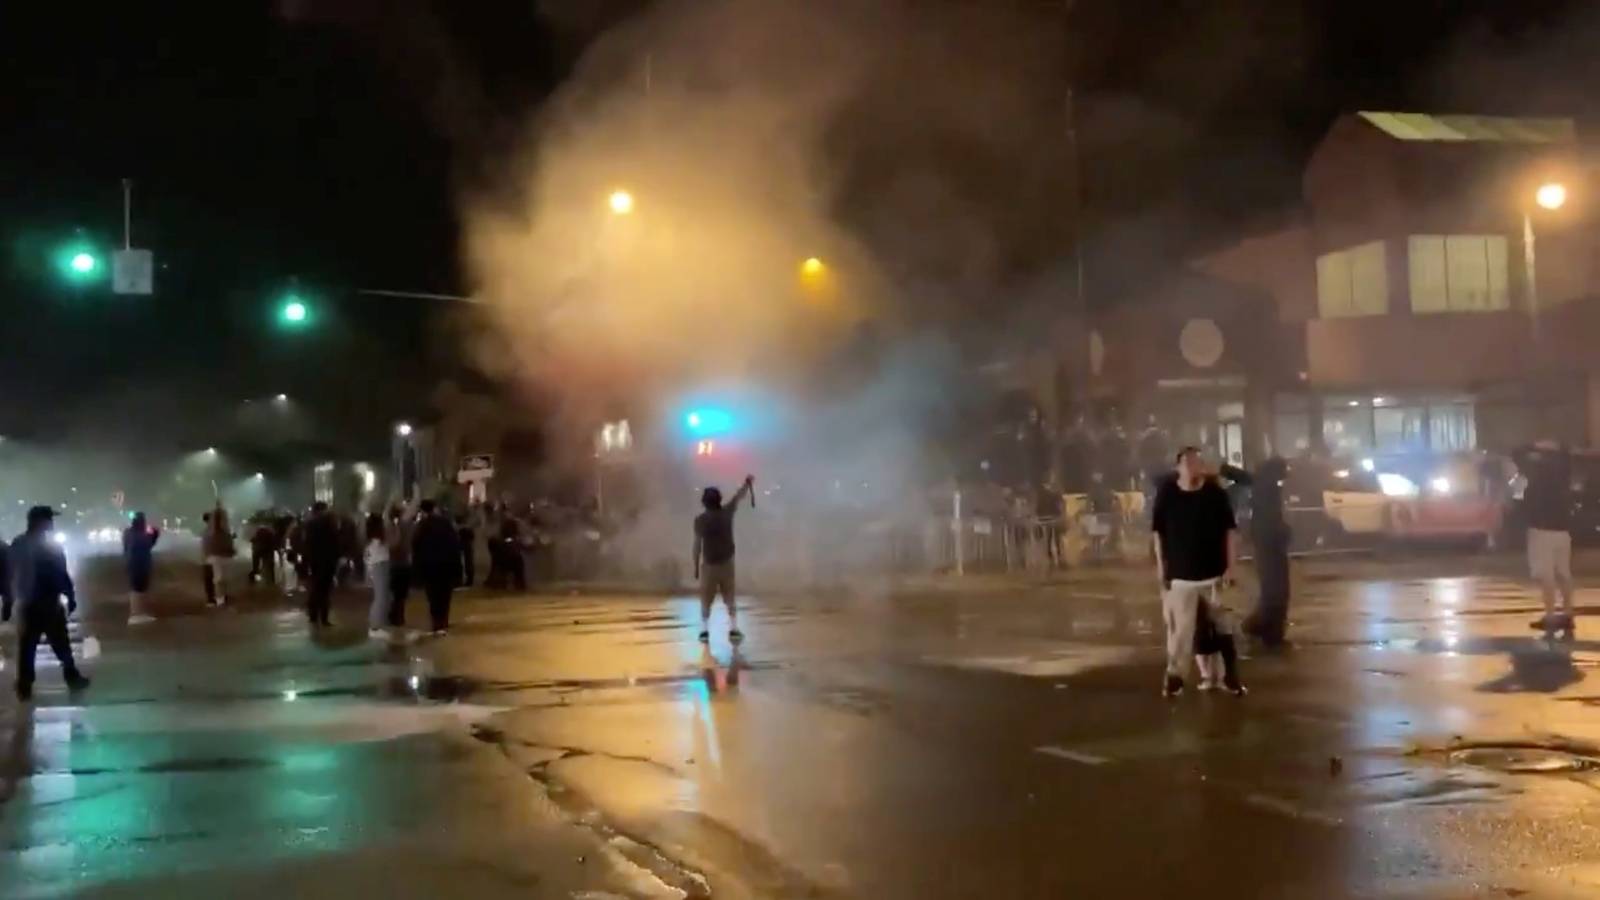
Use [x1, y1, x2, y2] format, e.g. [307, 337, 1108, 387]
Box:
[456, 513, 477, 587]
[1241, 457, 1293, 647]
[301, 502, 343, 627]
[249, 522, 277, 585]
[386, 502, 416, 627]
[337, 514, 362, 585]
[6, 506, 90, 701]
[123, 512, 161, 625]
[412, 500, 461, 635]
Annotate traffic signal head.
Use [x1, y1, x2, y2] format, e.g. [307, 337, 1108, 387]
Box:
[53, 241, 104, 284]
[684, 407, 734, 436]
[277, 295, 310, 329]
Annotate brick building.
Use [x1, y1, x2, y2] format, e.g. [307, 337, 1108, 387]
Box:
[1194, 111, 1600, 461]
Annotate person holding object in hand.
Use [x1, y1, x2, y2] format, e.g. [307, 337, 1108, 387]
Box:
[1151, 448, 1247, 698]
[693, 474, 754, 644]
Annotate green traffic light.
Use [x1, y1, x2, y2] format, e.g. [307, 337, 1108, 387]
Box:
[52, 240, 104, 284]
[277, 293, 312, 330]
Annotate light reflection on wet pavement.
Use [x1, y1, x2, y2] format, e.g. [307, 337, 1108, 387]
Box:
[7, 564, 1600, 896]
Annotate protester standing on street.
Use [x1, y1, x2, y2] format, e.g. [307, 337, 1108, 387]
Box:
[202, 503, 236, 607]
[122, 512, 160, 625]
[249, 520, 277, 586]
[302, 502, 342, 627]
[1151, 448, 1246, 698]
[456, 512, 476, 587]
[1514, 439, 1577, 635]
[386, 502, 416, 627]
[338, 513, 361, 586]
[413, 500, 461, 635]
[5, 506, 90, 701]
[1242, 457, 1293, 647]
[284, 515, 306, 594]
[693, 475, 754, 643]
[363, 513, 391, 638]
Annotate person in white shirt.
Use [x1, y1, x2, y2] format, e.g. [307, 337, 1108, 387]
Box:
[364, 513, 391, 637]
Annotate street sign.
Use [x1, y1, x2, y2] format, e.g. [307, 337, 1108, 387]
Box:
[457, 453, 495, 483]
[113, 249, 154, 295]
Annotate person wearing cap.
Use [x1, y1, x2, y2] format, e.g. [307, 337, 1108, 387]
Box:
[5, 506, 89, 701]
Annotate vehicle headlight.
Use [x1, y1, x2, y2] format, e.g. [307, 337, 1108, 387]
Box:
[1378, 473, 1419, 497]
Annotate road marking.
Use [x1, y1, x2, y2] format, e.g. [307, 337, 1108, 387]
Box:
[1034, 745, 1109, 766]
[1243, 793, 1342, 827]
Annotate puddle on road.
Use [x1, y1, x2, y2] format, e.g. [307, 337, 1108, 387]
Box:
[1448, 746, 1600, 774]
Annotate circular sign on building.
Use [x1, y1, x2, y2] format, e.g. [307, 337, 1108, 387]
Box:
[1178, 318, 1225, 369]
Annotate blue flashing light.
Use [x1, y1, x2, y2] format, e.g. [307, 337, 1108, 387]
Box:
[684, 407, 734, 436]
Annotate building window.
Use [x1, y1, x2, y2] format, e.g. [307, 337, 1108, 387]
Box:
[1374, 403, 1426, 452]
[1428, 402, 1476, 451]
[1317, 241, 1389, 318]
[1318, 396, 1477, 457]
[1408, 235, 1509, 313]
[1322, 397, 1375, 457]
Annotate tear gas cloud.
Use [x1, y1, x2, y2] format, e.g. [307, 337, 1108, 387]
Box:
[462, 0, 1077, 580]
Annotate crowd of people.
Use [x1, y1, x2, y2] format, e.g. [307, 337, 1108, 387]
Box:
[0, 435, 1584, 704]
[193, 498, 548, 637]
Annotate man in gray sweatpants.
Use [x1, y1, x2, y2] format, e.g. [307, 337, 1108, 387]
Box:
[1151, 447, 1246, 698]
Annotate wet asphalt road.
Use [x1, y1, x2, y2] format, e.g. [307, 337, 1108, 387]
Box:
[8, 556, 1600, 897]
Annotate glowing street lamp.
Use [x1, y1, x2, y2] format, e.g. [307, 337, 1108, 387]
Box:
[608, 189, 635, 215]
[1537, 182, 1568, 211]
[801, 256, 825, 276]
[396, 422, 414, 437]
[1525, 180, 1573, 335]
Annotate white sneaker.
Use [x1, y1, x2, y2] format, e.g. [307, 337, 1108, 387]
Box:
[1198, 677, 1220, 692]
[128, 614, 157, 626]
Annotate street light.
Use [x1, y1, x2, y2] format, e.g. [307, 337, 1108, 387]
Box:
[1537, 182, 1568, 211]
[801, 256, 825, 276]
[280, 299, 308, 325]
[396, 422, 413, 437]
[70, 252, 97, 274]
[1524, 181, 1570, 340]
[608, 189, 635, 215]
[274, 393, 289, 402]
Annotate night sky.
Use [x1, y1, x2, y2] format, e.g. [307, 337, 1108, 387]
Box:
[2, 0, 1596, 455]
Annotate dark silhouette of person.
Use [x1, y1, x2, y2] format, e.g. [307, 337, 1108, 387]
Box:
[302, 502, 342, 627]
[5, 506, 89, 701]
[413, 500, 462, 634]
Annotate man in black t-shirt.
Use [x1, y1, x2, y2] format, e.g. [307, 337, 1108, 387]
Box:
[1513, 440, 1576, 634]
[693, 475, 754, 643]
[1151, 447, 1246, 698]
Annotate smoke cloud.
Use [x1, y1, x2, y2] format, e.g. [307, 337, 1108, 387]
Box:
[458, 0, 1092, 580]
